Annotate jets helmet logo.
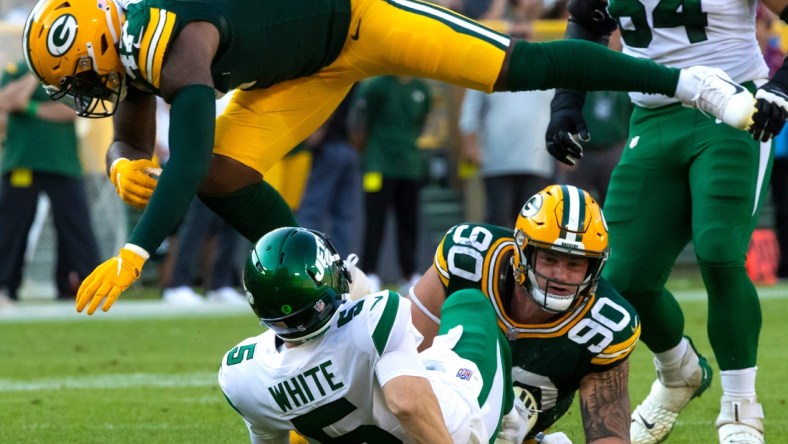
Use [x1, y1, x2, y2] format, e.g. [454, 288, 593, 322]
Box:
[47, 14, 77, 57]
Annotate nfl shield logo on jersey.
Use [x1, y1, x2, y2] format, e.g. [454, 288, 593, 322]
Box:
[456, 368, 474, 381]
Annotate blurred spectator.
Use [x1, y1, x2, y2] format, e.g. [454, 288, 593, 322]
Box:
[756, 6, 783, 77]
[296, 87, 362, 257]
[539, 0, 569, 19]
[348, 76, 432, 292]
[757, 5, 788, 279]
[772, 130, 788, 280]
[459, 20, 555, 227]
[435, 0, 506, 19]
[0, 61, 100, 305]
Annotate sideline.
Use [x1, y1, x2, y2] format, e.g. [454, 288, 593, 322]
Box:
[0, 300, 249, 323]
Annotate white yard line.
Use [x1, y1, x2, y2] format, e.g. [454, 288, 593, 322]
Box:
[0, 372, 218, 392]
[0, 300, 249, 323]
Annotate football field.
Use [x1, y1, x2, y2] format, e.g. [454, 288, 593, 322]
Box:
[1, 284, 786, 443]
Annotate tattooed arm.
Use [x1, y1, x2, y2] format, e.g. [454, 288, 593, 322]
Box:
[578, 360, 630, 443]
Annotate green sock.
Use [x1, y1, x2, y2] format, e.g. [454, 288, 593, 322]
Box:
[200, 181, 298, 242]
[507, 40, 679, 96]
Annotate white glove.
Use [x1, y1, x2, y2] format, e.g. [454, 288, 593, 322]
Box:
[495, 386, 536, 444]
[535, 431, 572, 444]
[495, 403, 529, 444]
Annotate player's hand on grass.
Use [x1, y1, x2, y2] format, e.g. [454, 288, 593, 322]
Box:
[109, 158, 160, 209]
[76, 244, 148, 315]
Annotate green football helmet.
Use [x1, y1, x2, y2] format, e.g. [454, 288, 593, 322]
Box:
[243, 227, 351, 341]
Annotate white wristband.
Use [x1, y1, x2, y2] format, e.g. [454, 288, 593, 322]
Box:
[109, 157, 129, 177]
[123, 243, 150, 261]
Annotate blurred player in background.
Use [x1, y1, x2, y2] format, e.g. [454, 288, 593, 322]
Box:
[0, 60, 100, 305]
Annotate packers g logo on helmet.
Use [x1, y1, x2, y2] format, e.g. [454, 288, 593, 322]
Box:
[47, 14, 77, 56]
[520, 193, 542, 218]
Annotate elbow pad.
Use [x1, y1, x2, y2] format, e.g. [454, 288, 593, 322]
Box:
[566, 0, 617, 40]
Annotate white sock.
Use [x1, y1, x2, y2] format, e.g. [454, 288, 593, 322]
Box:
[654, 338, 689, 368]
[721, 367, 758, 401]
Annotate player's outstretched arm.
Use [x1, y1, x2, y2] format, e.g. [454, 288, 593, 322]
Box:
[578, 360, 631, 444]
[383, 375, 453, 444]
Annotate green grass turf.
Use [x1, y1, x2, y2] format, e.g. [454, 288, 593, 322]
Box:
[1, 281, 786, 443]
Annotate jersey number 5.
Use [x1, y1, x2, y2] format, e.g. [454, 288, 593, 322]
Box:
[292, 397, 400, 443]
[608, 0, 708, 48]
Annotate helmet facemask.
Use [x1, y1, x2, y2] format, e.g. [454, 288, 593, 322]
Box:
[47, 55, 125, 118]
[513, 234, 605, 313]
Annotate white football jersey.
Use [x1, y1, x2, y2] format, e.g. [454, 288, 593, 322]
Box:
[609, 0, 768, 107]
[219, 291, 487, 443]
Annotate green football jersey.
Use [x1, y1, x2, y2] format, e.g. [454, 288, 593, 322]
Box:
[118, 0, 351, 94]
[433, 223, 640, 436]
[0, 61, 81, 177]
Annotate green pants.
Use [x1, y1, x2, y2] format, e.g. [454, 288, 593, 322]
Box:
[602, 103, 772, 370]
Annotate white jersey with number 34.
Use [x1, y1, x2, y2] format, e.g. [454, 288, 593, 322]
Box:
[608, 0, 769, 107]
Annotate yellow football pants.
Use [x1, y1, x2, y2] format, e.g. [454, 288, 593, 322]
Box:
[214, 0, 509, 174]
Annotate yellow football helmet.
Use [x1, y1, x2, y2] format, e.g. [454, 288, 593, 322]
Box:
[512, 184, 609, 313]
[23, 0, 125, 117]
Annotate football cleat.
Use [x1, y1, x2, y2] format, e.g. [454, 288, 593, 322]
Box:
[716, 397, 764, 444]
[631, 337, 713, 444]
[676, 66, 756, 130]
